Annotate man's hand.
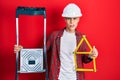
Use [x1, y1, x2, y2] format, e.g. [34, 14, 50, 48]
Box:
[89, 46, 98, 58]
[14, 45, 23, 53]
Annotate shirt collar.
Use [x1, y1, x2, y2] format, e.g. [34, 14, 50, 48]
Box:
[57, 27, 82, 38]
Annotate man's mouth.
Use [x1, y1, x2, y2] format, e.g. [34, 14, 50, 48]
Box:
[69, 24, 74, 27]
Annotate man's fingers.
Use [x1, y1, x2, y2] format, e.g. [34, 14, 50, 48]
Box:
[90, 46, 98, 58]
[19, 45, 23, 49]
[14, 45, 23, 53]
[93, 46, 95, 49]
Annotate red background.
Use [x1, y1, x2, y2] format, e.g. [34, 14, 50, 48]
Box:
[0, 0, 120, 80]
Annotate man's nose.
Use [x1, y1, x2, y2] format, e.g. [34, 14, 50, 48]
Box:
[70, 19, 74, 23]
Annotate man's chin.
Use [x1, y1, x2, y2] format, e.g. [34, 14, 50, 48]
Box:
[70, 27, 75, 30]
[69, 28, 76, 32]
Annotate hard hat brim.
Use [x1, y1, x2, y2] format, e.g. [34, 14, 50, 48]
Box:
[62, 14, 82, 17]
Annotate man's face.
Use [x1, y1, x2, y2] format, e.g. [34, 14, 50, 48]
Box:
[64, 17, 80, 33]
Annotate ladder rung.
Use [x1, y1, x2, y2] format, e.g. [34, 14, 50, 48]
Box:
[18, 69, 46, 73]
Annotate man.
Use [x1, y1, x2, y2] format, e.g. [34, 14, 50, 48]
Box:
[14, 3, 98, 80]
[46, 3, 98, 80]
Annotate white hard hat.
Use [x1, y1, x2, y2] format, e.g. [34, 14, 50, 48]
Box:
[62, 3, 82, 17]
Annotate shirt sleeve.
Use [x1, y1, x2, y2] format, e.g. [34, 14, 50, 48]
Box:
[46, 33, 53, 52]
